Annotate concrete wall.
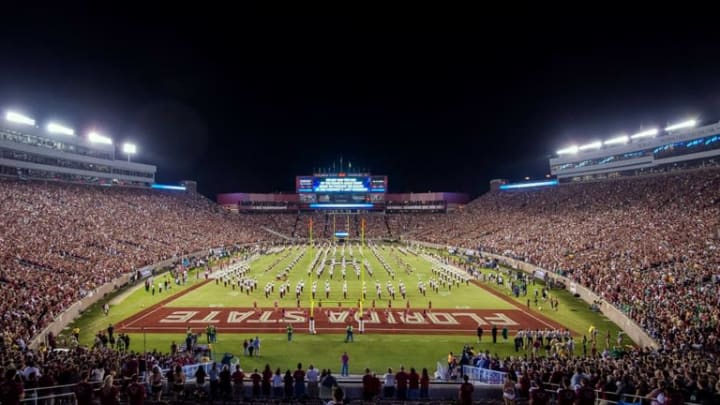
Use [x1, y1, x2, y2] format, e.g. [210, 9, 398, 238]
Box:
[407, 240, 659, 349]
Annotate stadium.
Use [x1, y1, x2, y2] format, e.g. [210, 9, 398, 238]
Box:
[5, 11, 720, 405]
[1, 104, 719, 405]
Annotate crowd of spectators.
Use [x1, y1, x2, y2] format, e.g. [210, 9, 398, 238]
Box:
[0, 179, 275, 347]
[3, 166, 720, 402]
[461, 344, 720, 404]
[0, 343, 198, 404]
[400, 168, 720, 353]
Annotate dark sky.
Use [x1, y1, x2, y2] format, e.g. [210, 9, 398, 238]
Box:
[2, 10, 720, 198]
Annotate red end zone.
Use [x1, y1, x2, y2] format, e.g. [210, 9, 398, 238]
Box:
[117, 306, 567, 335]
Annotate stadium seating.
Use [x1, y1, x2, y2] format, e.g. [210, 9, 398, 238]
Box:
[400, 167, 720, 352]
[0, 179, 269, 345]
[3, 167, 720, 403]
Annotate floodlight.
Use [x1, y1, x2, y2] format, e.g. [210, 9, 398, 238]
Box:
[664, 119, 696, 132]
[603, 135, 629, 146]
[47, 122, 75, 136]
[578, 141, 602, 151]
[123, 143, 137, 154]
[88, 131, 113, 145]
[630, 128, 658, 139]
[5, 111, 35, 126]
[556, 145, 579, 155]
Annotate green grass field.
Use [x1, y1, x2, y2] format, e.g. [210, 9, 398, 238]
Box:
[67, 243, 629, 375]
[169, 245, 513, 310]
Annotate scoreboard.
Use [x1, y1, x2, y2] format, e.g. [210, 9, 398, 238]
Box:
[296, 175, 387, 209]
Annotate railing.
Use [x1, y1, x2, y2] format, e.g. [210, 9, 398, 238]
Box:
[20, 371, 704, 405]
[462, 365, 506, 385]
[20, 391, 76, 404]
[514, 385, 703, 405]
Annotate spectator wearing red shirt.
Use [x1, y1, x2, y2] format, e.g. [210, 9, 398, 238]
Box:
[293, 363, 305, 398]
[0, 369, 25, 405]
[261, 364, 272, 398]
[458, 374, 474, 405]
[250, 369, 262, 399]
[127, 375, 147, 405]
[73, 372, 93, 405]
[529, 380, 550, 405]
[395, 366, 409, 400]
[556, 379, 577, 405]
[517, 371, 531, 398]
[231, 365, 245, 401]
[408, 367, 420, 400]
[362, 368, 375, 401]
[576, 378, 597, 405]
[420, 368, 430, 399]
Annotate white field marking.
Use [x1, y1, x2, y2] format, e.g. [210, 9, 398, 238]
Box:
[121, 304, 170, 328]
[455, 305, 470, 309]
[119, 326, 528, 333]
[209, 304, 226, 307]
[518, 308, 560, 330]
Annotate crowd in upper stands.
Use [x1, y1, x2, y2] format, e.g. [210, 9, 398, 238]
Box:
[400, 168, 720, 353]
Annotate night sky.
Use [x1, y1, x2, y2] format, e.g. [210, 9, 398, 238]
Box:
[2, 11, 720, 198]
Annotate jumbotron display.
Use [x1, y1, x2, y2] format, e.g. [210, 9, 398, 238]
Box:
[296, 174, 387, 209]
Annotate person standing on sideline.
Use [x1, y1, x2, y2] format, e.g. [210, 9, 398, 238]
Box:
[408, 367, 420, 400]
[253, 336, 261, 356]
[293, 363, 306, 399]
[395, 366, 409, 400]
[362, 368, 374, 401]
[459, 374, 474, 405]
[492, 324, 498, 343]
[287, 324, 294, 342]
[107, 323, 115, 344]
[420, 368, 430, 399]
[345, 324, 354, 342]
[306, 365, 319, 399]
[476, 325, 483, 343]
[383, 368, 396, 399]
[340, 352, 350, 376]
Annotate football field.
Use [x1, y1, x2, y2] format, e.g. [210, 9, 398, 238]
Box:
[69, 243, 629, 374]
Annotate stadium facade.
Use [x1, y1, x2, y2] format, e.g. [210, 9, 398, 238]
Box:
[550, 120, 720, 182]
[0, 112, 156, 185]
[217, 170, 469, 213]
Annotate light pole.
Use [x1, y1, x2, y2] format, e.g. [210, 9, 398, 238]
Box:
[123, 142, 137, 162]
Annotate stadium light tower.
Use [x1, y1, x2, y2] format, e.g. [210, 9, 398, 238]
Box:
[630, 128, 659, 140]
[556, 145, 579, 155]
[47, 122, 75, 136]
[603, 135, 629, 146]
[5, 111, 35, 126]
[88, 131, 113, 145]
[122, 142, 137, 162]
[664, 119, 697, 132]
[578, 141, 602, 151]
